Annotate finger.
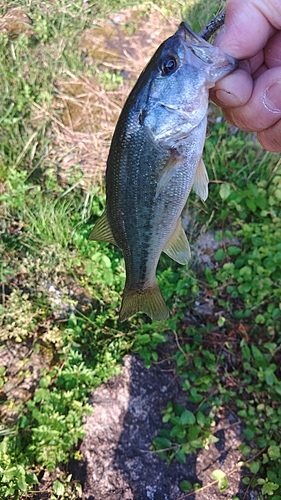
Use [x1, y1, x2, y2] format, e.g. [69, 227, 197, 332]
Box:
[239, 51, 264, 75]
[258, 120, 281, 152]
[265, 31, 281, 67]
[210, 69, 253, 107]
[252, 64, 268, 80]
[214, 0, 276, 59]
[220, 67, 281, 132]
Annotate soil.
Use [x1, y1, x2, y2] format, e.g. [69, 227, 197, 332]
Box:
[70, 349, 258, 500]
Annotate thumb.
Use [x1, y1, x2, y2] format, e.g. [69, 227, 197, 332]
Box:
[215, 0, 276, 59]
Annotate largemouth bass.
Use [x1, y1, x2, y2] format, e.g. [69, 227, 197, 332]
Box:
[89, 22, 237, 322]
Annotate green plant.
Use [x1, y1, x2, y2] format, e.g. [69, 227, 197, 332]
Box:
[1, 1, 281, 498]
[148, 122, 281, 497]
[152, 326, 221, 463]
[97, 69, 124, 90]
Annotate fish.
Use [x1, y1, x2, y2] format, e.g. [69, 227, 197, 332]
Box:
[89, 21, 237, 322]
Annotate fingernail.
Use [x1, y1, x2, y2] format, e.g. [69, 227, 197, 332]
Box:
[263, 81, 281, 113]
[214, 89, 240, 106]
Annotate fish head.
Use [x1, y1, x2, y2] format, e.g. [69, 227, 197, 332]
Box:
[177, 22, 238, 85]
[138, 22, 237, 143]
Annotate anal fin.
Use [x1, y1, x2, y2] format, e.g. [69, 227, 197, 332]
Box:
[192, 157, 209, 201]
[163, 218, 191, 265]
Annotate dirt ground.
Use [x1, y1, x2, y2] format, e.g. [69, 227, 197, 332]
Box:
[70, 347, 258, 500]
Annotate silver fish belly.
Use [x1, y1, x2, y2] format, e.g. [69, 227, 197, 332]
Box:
[89, 22, 237, 322]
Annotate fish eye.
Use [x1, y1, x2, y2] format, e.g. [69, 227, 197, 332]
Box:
[161, 56, 178, 76]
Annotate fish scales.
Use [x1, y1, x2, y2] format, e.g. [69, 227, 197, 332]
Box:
[89, 22, 237, 322]
[107, 110, 171, 284]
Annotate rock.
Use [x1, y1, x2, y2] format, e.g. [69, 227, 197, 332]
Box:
[71, 353, 258, 500]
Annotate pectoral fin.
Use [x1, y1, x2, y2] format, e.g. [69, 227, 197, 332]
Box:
[163, 218, 191, 265]
[88, 210, 117, 246]
[156, 149, 184, 197]
[192, 157, 209, 201]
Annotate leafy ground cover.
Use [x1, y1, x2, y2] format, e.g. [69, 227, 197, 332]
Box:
[150, 126, 281, 497]
[0, 0, 281, 498]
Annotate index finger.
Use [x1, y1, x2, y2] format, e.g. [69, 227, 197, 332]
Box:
[215, 0, 276, 59]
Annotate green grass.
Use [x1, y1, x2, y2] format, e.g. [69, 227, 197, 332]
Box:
[1, 0, 281, 498]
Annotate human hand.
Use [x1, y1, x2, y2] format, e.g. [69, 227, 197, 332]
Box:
[210, 0, 281, 152]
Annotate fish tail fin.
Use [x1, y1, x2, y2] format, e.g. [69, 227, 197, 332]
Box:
[119, 284, 169, 323]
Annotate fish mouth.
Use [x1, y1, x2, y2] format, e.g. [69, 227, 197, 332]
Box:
[177, 21, 238, 76]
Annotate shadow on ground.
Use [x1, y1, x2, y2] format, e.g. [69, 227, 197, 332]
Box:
[71, 343, 258, 500]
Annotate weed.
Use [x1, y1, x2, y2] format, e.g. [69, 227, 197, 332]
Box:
[1, 0, 281, 498]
